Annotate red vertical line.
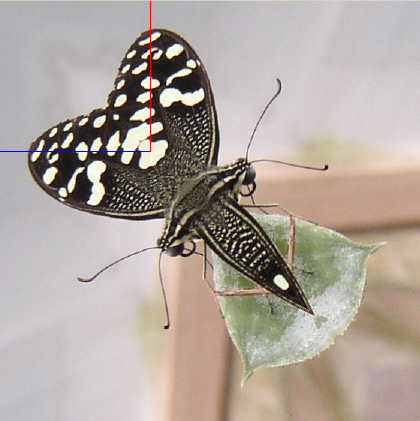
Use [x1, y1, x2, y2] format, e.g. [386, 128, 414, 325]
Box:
[149, 1, 152, 152]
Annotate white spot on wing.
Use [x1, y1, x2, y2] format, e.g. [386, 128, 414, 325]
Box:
[150, 122, 164, 136]
[126, 49, 136, 59]
[186, 59, 197, 69]
[49, 127, 58, 137]
[120, 122, 164, 165]
[126, 122, 163, 143]
[42, 167, 58, 185]
[76, 142, 89, 161]
[273, 274, 289, 291]
[121, 151, 134, 165]
[116, 79, 125, 89]
[121, 64, 130, 74]
[137, 92, 151, 103]
[48, 153, 59, 164]
[79, 117, 88, 126]
[31, 139, 45, 162]
[138, 139, 150, 151]
[141, 47, 162, 60]
[130, 107, 154, 121]
[93, 115, 106, 128]
[58, 187, 68, 198]
[141, 76, 160, 90]
[167, 68, 192, 86]
[106, 131, 120, 156]
[151, 49, 163, 60]
[63, 122, 73, 131]
[132, 62, 147, 75]
[61, 132, 74, 148]
[138, 31, 161, 46]
[139, 140, 168, 169]
[67, 167, 84, 193]
[120, 129, 141, 164]
[166, 43, 184, 59]
[91, 137, 102, 153]
[46, 143, 59, 163]
[114, 94, 127, 108]
[160, 87, 205, 108]
[86, 161, 107, 206]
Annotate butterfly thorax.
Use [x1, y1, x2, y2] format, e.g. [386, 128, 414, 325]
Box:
[158, 158, 253, 253]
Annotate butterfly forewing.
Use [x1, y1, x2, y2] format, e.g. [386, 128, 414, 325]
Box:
[28, 28, 313, 314]
[28, 29, 219, 220]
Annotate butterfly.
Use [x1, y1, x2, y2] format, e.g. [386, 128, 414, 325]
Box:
[28, 28, 313, 315]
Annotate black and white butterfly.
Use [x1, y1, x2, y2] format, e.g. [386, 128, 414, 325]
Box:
[28, 29, 313, 315]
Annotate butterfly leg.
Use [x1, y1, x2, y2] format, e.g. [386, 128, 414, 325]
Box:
[201, 243, 217, 292]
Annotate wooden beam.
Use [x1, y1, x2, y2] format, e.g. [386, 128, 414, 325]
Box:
[254, 159, 420, 231]
[160, 244, 230, 421]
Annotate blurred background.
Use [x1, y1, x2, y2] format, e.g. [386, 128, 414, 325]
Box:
[1, 2, 420, 420]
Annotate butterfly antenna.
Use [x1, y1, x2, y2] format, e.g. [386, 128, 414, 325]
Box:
[78, 246, 159, 283]
[158, 251, 171, 329]
[251, 158, 328, 172]
[245, 78, 282, 161]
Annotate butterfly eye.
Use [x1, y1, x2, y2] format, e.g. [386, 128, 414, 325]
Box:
[165, 241, 196, 257]
[165, 243, 185, 257]
[239, 166, 257, 197]
[243, 166, 256, 186]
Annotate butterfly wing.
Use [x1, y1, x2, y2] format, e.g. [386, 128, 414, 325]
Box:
[194, 195, 314, 314]
[28, 29, 219, 220]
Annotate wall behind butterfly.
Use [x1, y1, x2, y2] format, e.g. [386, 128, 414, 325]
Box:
[1, 2, 419, 421]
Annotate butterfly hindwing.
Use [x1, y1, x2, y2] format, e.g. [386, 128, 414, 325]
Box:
[194, 195, 313, 313]
[28, 29, 219, 220]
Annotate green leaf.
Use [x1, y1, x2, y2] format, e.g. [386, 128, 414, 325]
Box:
[213, 214, 383, 383]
